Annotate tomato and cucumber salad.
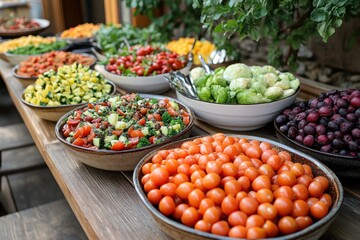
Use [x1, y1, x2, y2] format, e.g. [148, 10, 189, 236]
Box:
[106, 45, 187, 76]
[62, 93, 191, 150]
[140, 134, 332, 238]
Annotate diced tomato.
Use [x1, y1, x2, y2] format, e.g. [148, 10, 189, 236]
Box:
[167, 107, 177, 117]
[129, 137, 139, 145]
[147, 114, 154, 120]
[128, 126, 134, 134]
[154, 113, 162, 121]
[149, 136, 155, 144]
[82, 125, 92, 136]
[101, 121, 109, 128]
[140, 108, 148, 115]
[112, 130, 123, 136]
[87, 130, 96, 141]
[117, 109, 126, 116]
[88, 103, 94, 109]
[91, 117, 102, 123]
[129, 130, 144, 138]
[138, 118, 146, 126]
[63, 128, 72, 137]
[111, 141, 125, 151]
[183, 116, 190, 125]
[73, 128, 84, 139]
[95, 105, 101, 112]
[73, 137, 85, 146]
[94, 122, 101, 128]
[67, 119, 80, 126]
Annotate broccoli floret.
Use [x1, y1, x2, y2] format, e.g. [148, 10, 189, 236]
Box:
[162, 112, 173, 124]
[137, 137, 151, 148]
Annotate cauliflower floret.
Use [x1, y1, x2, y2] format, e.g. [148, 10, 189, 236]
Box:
[229, 78, 250, 91]
[190, 67, 206, 81]
[264, 86, 284, 100]
[264, 73, 278, 87]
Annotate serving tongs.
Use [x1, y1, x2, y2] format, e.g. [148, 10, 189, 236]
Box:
[198, 55, 214, 74]
[164, 72, 199, 100]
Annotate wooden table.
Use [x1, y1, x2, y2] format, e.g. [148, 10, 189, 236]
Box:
[1, 59, 360, 240]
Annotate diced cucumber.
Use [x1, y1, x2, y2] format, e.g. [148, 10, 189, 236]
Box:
[170, 101, 179, 111]
[119, 135, 127, 143]
[94, 92, 103, 98]
[104, 135, 116, 143]
[115, 121, 128, 130]
[160, 126, 168, 136]
[108, 113, 118, 126]
[93, 138, 101, 147]
[146, 121, 155, 128]
[172, 124, 182, 132]
[141, 127, 149, 136]
[83, 110, 93, 118]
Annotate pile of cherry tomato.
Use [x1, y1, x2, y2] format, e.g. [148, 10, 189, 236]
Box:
[0, 17, 40, 31]
[140, 133, 332, 239]
[17, 51, 95, 78]
[106, 45, 187, 76]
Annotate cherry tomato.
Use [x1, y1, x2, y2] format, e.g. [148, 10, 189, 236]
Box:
[246, 227, 266, 239]
[194, 220, 211, 232]
[150, 167, 169, 186]
[239, 197, 258, 215]
[278, 216, 298, 235]
[211, 221, 230, 236]
[228, 225, 246, 238]
[310, 201, 328, 219]
[159, 196, 175, 216]
[181, 207, 200, 227]
[257, 203, 278, 220]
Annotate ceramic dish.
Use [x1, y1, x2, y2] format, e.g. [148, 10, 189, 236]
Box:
[0, 18, 50, 37]
[274, 122, 360, 178]
[134, 134, 343, 240]
[95, 64, 191, 94]
[54, 94, 194, 171]
[176, 88, 299, 131]
[20, 80, 116, 121]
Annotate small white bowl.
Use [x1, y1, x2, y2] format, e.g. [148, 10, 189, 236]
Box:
[95, 64, 190, 94]
[176, 88, 300, 131]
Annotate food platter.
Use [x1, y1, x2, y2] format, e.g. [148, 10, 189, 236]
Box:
[0, 18, 50, 37]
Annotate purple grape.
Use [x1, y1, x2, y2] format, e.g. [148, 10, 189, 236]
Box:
[334, 131, 344, 138]
[320, 144, 331, 152]
[304, 125, 316, 135]
[350, 97, 360, 108]
[317, 135, 329, 145]
[309, 98, 319, 109]
[295, 112, 307, 121]
[319, 93, 326, 101]
[352, 128, 360, 139]
[339, 149, 348, 155]
[303, 135, 315, 147]
[279, 125, 289, 133]
[336, 98, 348, 108]
[348, 141, 359, 151]
[343, 134, 353, 143]
[275, 115, 287, 126]
[292, 107, 302, 115]
[346, 113, 358, 123]
[316, 125, 326, 135]
[297, 101, 307, 109]
[338, 108, 348, 116]
[323, 98, 334, 107]
[295, 135, 304, 143]
[307, 112, 320, 123]
[328, 121, 339, 131]
[283, 109, 293, 116]
[287, 126, 298, 139]
[326, 89, 339, 96]
[348, 105, 355, 113]
[298, 129, 305, 136]
[327, 132, 336, 141]
[332, 138, 345, 150]
[319, 117, 329, 126]
[287, 121, 297, 128]
[317, 102, 325, 108]
[298, 119, 307, 129]
[318, 106, 334, 117]
[340, 122, 354, 133]
[334, 117, 345, 125]
[356, 108, 360, 118]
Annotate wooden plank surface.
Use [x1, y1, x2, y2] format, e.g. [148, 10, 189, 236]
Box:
[1, 58, 360, 240]
[0, 199, 86, 239]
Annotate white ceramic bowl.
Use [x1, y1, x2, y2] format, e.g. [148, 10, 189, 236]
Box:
[95, 64, 190, 94]
[176, 88, 300, 130]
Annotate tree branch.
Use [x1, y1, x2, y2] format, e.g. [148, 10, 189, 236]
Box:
[280, 8, 312, 34]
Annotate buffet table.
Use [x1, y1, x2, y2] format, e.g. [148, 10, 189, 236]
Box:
[1, 59, 360, 239]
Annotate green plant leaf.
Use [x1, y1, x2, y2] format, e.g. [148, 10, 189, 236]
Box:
[311, 8, 326, 22]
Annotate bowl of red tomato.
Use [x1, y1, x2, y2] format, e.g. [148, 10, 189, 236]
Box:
[95, 45, 190, 94]
[0, 18, 49, 37]
[55, 93, 194, 171]
[134, 133, 343, 240]
[12, 51, 97, 87]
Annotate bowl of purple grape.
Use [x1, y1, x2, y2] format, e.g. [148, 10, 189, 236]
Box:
[274, 89, 360, 178]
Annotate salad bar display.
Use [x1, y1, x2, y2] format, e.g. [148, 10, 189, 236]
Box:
[15, 51, 96, 78]
[0, 18, 357, 240]
[106, 45, 187, 76]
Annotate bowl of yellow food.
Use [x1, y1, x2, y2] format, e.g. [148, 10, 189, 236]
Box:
[59, 23, 100, 45]
[21, 63, 116, 121]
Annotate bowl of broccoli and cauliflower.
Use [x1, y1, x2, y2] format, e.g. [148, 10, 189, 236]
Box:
[176, 63, 300, 130]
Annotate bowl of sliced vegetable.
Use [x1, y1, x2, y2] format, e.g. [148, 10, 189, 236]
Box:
[12, 51, 97, 87]
[55, 93, 194, 171]
[176, 64, 300, 130]
[0, 18, 49, 37]
[20, 63, 116, 121]
[134, 133, 343, 240]
[95, 45, 190, 94]
[5, 40, 69, 66]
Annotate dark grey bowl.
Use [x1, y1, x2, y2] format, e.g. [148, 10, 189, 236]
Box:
[134, 135, 343, 240]
[274, 121, 360, 178]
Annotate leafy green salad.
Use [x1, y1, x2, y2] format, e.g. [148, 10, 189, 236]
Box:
[190, 63, 300, 104]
